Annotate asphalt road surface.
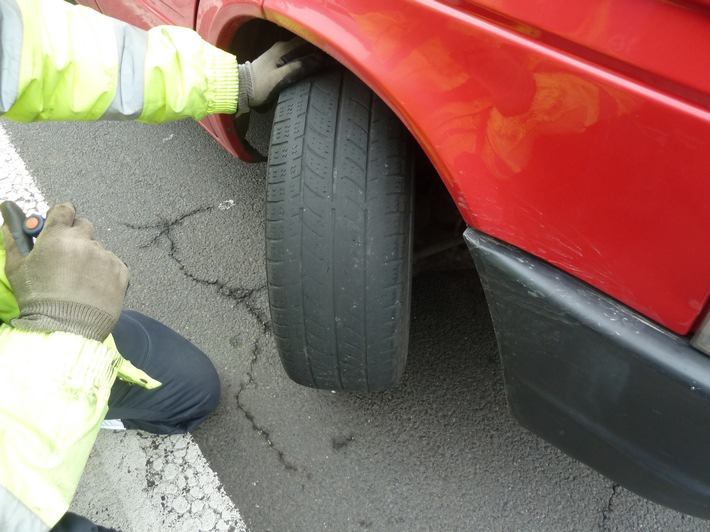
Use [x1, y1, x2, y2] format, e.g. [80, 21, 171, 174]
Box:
[3, 113, 710, 532]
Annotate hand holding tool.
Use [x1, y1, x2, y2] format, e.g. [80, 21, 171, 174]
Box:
[0, 201, 45, 257]
[3, 203, 129, 341]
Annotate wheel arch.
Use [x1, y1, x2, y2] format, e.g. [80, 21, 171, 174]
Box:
[257, 7, 452, 191]
[196, 2, 454, 208]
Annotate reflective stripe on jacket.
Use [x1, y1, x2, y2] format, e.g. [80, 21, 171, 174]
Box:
[0, 0, 239, 123]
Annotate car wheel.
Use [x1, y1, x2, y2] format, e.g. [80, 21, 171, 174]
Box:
[266, 68, 414, 391]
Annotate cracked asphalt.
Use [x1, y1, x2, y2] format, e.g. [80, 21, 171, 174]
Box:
[3, 114, 710, 531]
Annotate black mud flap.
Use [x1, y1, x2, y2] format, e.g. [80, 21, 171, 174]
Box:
[465, 228, 710, 518]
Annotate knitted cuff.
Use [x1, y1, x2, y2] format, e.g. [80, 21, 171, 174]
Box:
[206, 48, 239, 115]
[236, 63, 253, 116]
[11, 301, 117, 342]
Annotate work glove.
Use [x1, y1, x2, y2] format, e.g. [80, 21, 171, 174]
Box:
[3, 203, 128, 342]
[236, 37, 324, 116]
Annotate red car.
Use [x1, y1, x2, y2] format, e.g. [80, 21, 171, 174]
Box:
[78, 0, 710, 518]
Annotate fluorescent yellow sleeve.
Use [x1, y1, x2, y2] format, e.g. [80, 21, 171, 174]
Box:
[139, 26, 240, 122]
[1, 0, 238, 123]
[0, 326, 121, 528]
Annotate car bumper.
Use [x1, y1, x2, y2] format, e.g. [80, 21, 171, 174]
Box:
[465, 228, 710, 518]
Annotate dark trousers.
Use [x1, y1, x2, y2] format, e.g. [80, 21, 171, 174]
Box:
[51, 310, 221, 531]
[107, 310, 221, 433]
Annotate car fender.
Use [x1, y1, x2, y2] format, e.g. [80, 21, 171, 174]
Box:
[259, 0, 710, 335]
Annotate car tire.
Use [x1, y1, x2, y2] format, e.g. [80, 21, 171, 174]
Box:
[266, 68, 414, 391]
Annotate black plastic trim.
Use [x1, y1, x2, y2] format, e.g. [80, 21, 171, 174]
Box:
[465, 228, 710, 518]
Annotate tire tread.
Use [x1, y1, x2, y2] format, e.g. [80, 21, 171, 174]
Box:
[266, 68, 413, 391]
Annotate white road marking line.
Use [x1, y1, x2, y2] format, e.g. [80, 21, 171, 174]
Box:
[73, 432, 247, 532]
[0, 123, 247, 532]
[0, 124, 49, 215]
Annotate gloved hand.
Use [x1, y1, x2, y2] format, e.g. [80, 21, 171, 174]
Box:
[236, 37, 324, 116]
[3, 203, 128, 342]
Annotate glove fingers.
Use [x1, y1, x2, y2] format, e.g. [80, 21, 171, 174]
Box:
[2, 224, 23, 275]
[106, 249, 131, 296]
[44, 203, 76, 231]
[71, 217, 98, 240]
[246, 39, 325, 113]
[6, 202, 130, 342]
[270, 53, 325, 95]
[276, 38, 319, 67]
[291, 52, 326, 78]
[254, 53, 324, 112]
[263, 37, 307, 65]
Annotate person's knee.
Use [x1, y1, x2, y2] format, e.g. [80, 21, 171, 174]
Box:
[122, 368, 220, 433]
[111, 310, 222, 433]
[174, 353, 221, 432]
[194, 360, 221, 417]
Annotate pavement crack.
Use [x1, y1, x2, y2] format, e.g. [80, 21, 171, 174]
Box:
[126, 209, 289, 470]
[599, 483, 620, 530]
[123, 207, 271, 332]
[235, 338, 299, 473]
[125, 206, 212, 245]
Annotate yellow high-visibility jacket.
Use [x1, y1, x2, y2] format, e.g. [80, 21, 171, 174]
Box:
[0, 0, 238, 122]
[0, 0, 239, 529]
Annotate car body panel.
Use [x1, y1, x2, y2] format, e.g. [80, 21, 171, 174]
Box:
[262, 0, 710, 335]
[94, 1, 174, 28]
[197, 0, 264, 42]
[438, 0, 710, 109]
[78, 0, 100, 9]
